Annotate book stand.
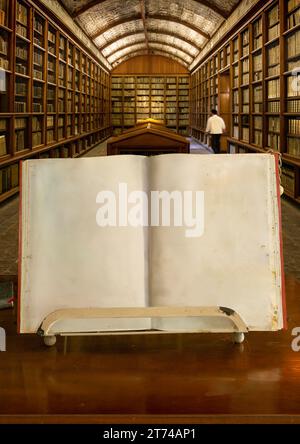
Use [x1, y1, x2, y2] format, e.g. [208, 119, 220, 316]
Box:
[37, 306, 248, 347]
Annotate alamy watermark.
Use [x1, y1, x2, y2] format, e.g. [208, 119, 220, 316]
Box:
[96, 183, 205, 238]
[0, 327, 6, 352]
[291, 327, 300, 352]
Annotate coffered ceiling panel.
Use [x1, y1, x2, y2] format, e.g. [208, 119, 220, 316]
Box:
[60, 0, 241, 70]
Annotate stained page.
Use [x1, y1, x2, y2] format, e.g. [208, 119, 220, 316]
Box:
[20, 156, 150, 333]
[149, 154, 284, 331]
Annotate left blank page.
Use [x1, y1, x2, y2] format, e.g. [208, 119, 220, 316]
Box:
[20, 157, 149, 333]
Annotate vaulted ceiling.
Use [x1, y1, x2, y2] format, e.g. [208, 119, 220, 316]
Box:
[60, 0, 241, 69]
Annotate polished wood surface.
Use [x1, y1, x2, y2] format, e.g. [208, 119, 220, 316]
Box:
[107, 123, 190, 156]
[0, 275, 300, 424]
[112, 55, 189, 75]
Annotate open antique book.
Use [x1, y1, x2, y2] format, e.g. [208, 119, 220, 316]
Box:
[19, 154, 286, 336]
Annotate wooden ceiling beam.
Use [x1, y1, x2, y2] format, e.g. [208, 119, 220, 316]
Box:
[72, 0, 107, 18]
[92, 15, 210, 40]
[140, 0, 149, 54]
[192, 0, 231, 19]
[100, 30, 200, 52]
[107, 39, 194, 62]
[71, 0, 231, 20]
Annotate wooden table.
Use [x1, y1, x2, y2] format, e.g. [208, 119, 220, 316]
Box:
[107, 123, 190, 156]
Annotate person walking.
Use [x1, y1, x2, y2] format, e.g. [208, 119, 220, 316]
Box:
[206, 109, 226, 154]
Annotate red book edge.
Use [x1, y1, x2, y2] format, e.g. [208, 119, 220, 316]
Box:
[17, 161, 23, 334]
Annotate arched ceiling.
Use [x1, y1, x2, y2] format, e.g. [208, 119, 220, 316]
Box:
[60, 0, 241, 70]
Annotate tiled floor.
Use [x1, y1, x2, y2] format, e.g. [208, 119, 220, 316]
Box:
[0, 140, 299, 280]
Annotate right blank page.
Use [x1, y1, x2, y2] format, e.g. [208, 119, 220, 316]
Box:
[149, 154, 284, 331]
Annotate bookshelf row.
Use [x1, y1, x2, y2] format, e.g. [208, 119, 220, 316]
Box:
[0, 0, 111, 202]
[190, 0, 300, 203]
[111, 75, 189, 136]
[0, 128, 111, 203]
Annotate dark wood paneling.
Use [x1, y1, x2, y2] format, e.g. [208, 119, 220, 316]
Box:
[112, 55, 189, 75]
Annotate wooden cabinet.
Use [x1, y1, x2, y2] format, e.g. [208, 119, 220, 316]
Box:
[107, 121, 190, 156]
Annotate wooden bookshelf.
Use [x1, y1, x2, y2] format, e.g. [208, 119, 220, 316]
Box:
[191, 0, 300, 204]
[0, 0, 111, 204]
[111, 75, 190, 136]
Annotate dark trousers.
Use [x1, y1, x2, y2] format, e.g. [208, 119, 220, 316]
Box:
[211, 134, 221, 154]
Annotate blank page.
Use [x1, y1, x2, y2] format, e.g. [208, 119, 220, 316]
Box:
[149, 154, 284, 331]
[20, 156, 149, 333]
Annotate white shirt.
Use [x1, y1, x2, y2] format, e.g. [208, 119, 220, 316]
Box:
[206, 115, 226, 135]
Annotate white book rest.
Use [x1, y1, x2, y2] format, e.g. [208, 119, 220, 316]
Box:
[38, 306, 248, 346]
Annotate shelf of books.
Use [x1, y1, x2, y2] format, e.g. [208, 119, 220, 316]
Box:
[111, 75, 190, 136]
[0, 0, 111, 203]
[191, 0, 300, 204]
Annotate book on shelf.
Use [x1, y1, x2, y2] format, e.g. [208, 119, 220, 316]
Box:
[0, 34, 8, 54]
[0, 57, 9, 70]
[288, 117, 300, 135]
[11, 164, 19, 188]
[16, 23, 27, 38]
[15, 100, 26, 112]
[287, 0, 300, 28]
[16, 129, 25, 151]
[242, 126, 250, 142]
[254, 116, 263, 130]
[242, 58, 249, 84]
[253, 53, 262, 81]
[253, 130, 263, 147]
[0, 0, 6, 26]
[253, 18, 263, 49]
[267, 133, 280, 151]
[268, 5, 280, 40]
[16, 1, 27, 26]
[267, 44, 280, 76]
[47, 104, 55, 113]
[286, 30, 300, 63]
[281, 165, 295, 192]
[287, 74, 300, 98]
[288, 0, 300, 13]
[33, 69, 43, 80]
[16, 63, 27, 74]
[0, 134, 6, 156]
[267, 78, 280, 99]
[242, 88, 250, 113]
[34, 50, 43, 66]
[47, 129, 55, 142]
[47, 116, 54, 128]
[287, 99, 300, 112]
[32, 117, 42, 131]
[287, 137, 300, 157]
[15, 118, 26, 129]
[242, 30, 249, 56]
[33, 103, 42, 112]
[33, 84, 43, 98]
[268, 101, 280, 113]
[32, 132, 42, 147]
[16, 42, 28, 61]
[34, 15, 44, 34]
[268, 116, 280, 133]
